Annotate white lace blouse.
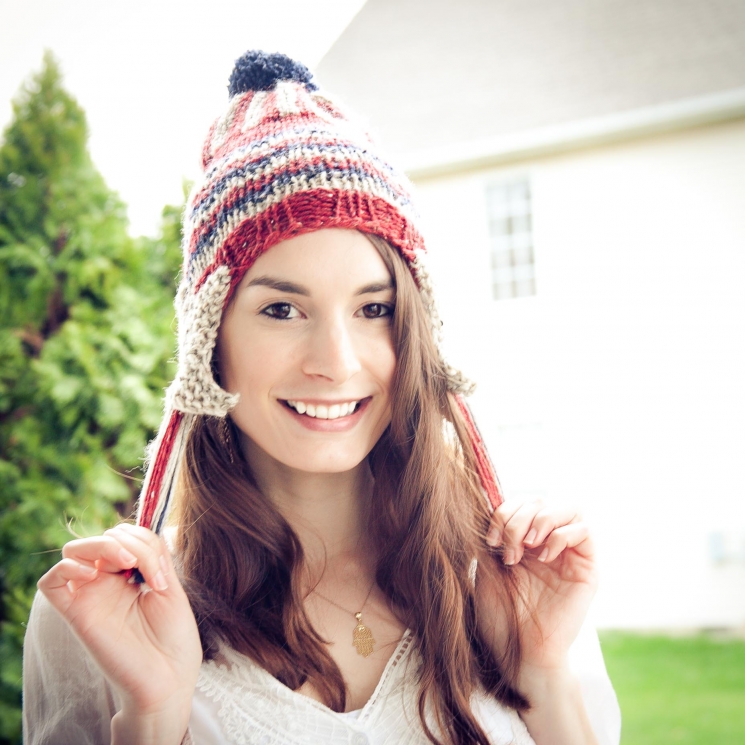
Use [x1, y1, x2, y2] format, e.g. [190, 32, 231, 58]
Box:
[23, 592, 621, 745]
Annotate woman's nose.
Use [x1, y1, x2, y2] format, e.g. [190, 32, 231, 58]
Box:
[302, 316, 362, 383]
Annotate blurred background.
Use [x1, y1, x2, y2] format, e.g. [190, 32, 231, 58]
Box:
[1, 0, 744, 743]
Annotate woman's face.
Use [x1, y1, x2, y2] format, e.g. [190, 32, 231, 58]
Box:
[217, 229, 396, 476]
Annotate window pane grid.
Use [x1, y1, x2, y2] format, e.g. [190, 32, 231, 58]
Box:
[486, 180, 536, 300]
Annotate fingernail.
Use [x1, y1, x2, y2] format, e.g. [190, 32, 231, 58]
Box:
[152, 571, 168, 591]
[486, 532, 500, 547]
[538, 547, 549, 562]
[119, 549, 137, 566]
[503, 548, 515, 566]
[525, 529, 537, 545]
[78, 563, 97, 576]
[159, 554, 170, 575]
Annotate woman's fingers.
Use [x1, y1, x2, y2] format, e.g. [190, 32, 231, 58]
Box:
[502, 501, 545, 564]
[535, 522, 595, 564]
[37, 558, 100, 611]
[489, 500, 547, 564]
[54, 525, 170, 595]
[486, 500, 526, 548]
[103, 525, 170, 591]
[487, 501, 586, 565]
[39, 525, 173, 615]
[38, 558, 99, 589]
[62, 535, 138, 573]
[522, 507, 580, 550]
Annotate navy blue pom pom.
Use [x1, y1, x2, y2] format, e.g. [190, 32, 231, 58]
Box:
[228, 50, 316, 97]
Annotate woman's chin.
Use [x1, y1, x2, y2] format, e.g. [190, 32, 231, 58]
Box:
[271, 450, 370, 476]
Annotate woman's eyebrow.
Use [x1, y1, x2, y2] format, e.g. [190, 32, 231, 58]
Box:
[245, 276, 310, 295]
[354, 280, 394, 296]
[246, 276, 393, 296]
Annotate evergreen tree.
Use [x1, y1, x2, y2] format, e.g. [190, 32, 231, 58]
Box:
[0, 53, 181, 743]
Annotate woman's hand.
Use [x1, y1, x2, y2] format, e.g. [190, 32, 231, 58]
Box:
[478, 501, 600, 745]
[483, 500, 598, 671]
[37, 524, 202, 744]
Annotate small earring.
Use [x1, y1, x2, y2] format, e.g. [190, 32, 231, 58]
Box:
[220, 417, 235, 464]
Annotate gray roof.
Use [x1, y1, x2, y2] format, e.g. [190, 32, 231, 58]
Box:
[316, 0, 745, 160]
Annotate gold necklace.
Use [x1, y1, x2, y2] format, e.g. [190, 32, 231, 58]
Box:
[312, 581, 376, 658]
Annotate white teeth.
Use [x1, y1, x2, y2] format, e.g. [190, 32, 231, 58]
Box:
[287, 400, 360, 418]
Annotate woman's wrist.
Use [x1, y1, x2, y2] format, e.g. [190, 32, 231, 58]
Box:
[111, 699, 192, 745]
[518, 659, 574, 696]
[518, 664, 598, 745]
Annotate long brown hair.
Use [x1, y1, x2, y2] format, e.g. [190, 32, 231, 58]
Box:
[172, 233, 529, 745]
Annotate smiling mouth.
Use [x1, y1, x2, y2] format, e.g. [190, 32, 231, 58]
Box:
[283, 399, 368, 420]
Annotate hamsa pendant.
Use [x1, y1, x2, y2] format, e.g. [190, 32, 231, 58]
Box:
[352, 612, 375, 657]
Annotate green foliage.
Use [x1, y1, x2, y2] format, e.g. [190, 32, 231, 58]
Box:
[0, 53, 181, 744]
[600, 632, 745, 744]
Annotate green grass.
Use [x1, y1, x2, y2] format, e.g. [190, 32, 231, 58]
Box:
[599, 632, 745, 745]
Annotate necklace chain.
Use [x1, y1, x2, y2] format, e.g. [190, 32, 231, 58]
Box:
[311, 580, 377, 658]
[312, 580, 375, 618]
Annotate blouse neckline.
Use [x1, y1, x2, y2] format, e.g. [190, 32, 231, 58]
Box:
[213, 629, 416, 722]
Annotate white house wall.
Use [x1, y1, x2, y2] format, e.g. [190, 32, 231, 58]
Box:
[414, 119, 745, 630]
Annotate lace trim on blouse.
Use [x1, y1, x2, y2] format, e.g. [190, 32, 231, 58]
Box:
[195, 631, 534, 745]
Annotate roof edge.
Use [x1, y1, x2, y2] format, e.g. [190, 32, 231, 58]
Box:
[400, 87, 745, 179]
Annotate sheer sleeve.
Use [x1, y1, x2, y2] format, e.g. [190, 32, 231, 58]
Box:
[568, 620, 622, 745]
[23, 591, 195, 745]
[23, 591, 118, 744]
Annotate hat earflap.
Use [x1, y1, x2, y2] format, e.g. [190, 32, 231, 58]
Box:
[136, 266, 239, 534]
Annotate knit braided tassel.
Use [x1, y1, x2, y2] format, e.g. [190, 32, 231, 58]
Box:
[136, 409, 195, 533]
[454, 395, 503, 511]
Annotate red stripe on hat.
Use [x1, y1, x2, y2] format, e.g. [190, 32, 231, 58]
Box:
[193, 189, 422, 301]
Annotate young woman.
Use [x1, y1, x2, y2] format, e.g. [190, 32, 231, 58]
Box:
[23, 51, 620, 745]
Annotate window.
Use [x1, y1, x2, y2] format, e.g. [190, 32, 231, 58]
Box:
[486, 180, 536, 300]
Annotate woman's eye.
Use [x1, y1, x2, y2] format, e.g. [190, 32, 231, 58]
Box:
[361, 303, 393, 319]
[261, 302, 297, 320]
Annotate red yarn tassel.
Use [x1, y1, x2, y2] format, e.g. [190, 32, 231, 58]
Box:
[454, 395, 503, 510]
[138, 410, 184, 530]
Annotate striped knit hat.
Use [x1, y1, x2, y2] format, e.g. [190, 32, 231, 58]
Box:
[136, 50, 501, 534]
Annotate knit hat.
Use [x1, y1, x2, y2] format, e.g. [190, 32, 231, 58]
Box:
[136, 50, 501, 534]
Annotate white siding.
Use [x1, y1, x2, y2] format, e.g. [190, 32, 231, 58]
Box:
[415, 119, 745, 629]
